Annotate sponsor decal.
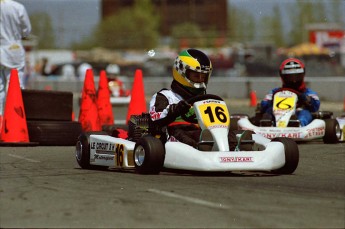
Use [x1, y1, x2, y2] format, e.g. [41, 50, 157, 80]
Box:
[261, 132, 301, 139]
[202, 99, 221, 104]
[306, 127, 325, 138]
[150, 110, 161, 120]
[208, 124, 228, 129]
[95, 154, 113, 161]
[220, 157, 253, 163]
[91, 142, 116, 151]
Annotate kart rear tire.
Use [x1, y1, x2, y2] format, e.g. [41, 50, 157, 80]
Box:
[134, 135, 165, 174]
[75, 132, 109, 170]
[323, 119, 340, 144]
[272, 137, 299, 174]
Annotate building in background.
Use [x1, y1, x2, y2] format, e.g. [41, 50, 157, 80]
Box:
[101, 0, 227, 37]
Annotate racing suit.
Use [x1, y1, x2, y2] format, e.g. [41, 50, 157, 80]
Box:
[149, 88, 201, 147]
[261, 87, 320, 126]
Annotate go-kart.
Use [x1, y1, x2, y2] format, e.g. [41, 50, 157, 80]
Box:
[76, 94, 299, 175]
[231, 88, 341, 144]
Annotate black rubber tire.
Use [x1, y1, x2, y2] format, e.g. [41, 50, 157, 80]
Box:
[22, 89, 73, 121]
[133, 135, 165, 174]
[323, 119, 340, 144]
[76, 131, 109, 170]
[27, 121, 82, 146]
[272, 137, 299, 174]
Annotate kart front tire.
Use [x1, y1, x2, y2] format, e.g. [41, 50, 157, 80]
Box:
[75, 132, 109, 170]
[272, 137, 299, 174]
[323, 119, 340, 144]
[134, 135, 165, 174]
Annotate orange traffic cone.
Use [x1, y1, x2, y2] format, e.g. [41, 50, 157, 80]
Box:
[0, 69, 29, 143]
[97, 70, 114, 125]
[126, 69, 147, 123]
[249, 90, 257, 107]
[78, 69, 101, 132]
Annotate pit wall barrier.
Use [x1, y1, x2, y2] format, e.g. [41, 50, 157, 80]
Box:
[26, 76, 345, 102]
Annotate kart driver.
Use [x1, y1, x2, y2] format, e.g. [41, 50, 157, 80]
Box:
[149, 48, 250, 150]
[260, 58, 320, 126]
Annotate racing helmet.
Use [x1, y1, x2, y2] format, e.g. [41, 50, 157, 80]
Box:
[279, 58, 305, 89]
[172, 49, 212, 92]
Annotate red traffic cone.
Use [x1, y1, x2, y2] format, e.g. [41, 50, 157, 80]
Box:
[249, 90, 257, 107]
[126, 69, 147, 123]
[78, 69, 101, 132]
[97, 70, 114, 125]
[0, 69, 29, 143]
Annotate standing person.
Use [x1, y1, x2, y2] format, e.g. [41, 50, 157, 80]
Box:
[0, 0, 31, 117]
[260, 58, 320, 126]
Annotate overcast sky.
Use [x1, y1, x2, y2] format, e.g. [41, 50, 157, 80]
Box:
[16, 0, 345, 48]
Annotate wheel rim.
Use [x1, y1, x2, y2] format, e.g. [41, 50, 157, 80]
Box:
[134, 145, 145, 166]
[76, 141, 83, 161]
[336, 124, 341, 140]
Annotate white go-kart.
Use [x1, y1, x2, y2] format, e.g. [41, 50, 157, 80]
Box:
[231, 88, 341, 144]
[76, 94, 299, 175]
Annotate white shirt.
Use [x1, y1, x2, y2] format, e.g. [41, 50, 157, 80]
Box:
[0, 0, 31, 69]
[149, 89, 183, 121]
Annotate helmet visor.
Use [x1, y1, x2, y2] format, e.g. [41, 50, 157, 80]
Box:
[283, 74, 303, 84]
[186, 70, 208, 84]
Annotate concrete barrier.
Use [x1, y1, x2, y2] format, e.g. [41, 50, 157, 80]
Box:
[26, 76, 345, 102]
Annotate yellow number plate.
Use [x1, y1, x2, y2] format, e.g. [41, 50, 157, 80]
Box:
[273, 96, 296, 111]
[197, 103, 230, 128]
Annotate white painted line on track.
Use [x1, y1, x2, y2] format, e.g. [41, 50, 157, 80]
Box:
[148, 188, 230, 210]
[8, 154, 40, 163]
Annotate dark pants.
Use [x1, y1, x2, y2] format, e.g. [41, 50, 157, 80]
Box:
[168, 124, 201, 148]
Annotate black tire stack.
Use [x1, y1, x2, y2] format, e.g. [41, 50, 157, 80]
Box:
[22, 89, 82, 146]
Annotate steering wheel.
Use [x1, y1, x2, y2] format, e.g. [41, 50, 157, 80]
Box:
[181, 94, 224, 123]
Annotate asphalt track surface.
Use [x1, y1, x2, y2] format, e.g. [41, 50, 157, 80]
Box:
[0, 102, 344, 228]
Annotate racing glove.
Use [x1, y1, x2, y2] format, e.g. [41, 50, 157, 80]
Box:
[298, 94, 312, 107]
[168, 100, 190, 118]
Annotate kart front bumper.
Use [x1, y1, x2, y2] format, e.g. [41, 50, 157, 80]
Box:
[238, 118, 325, 141]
